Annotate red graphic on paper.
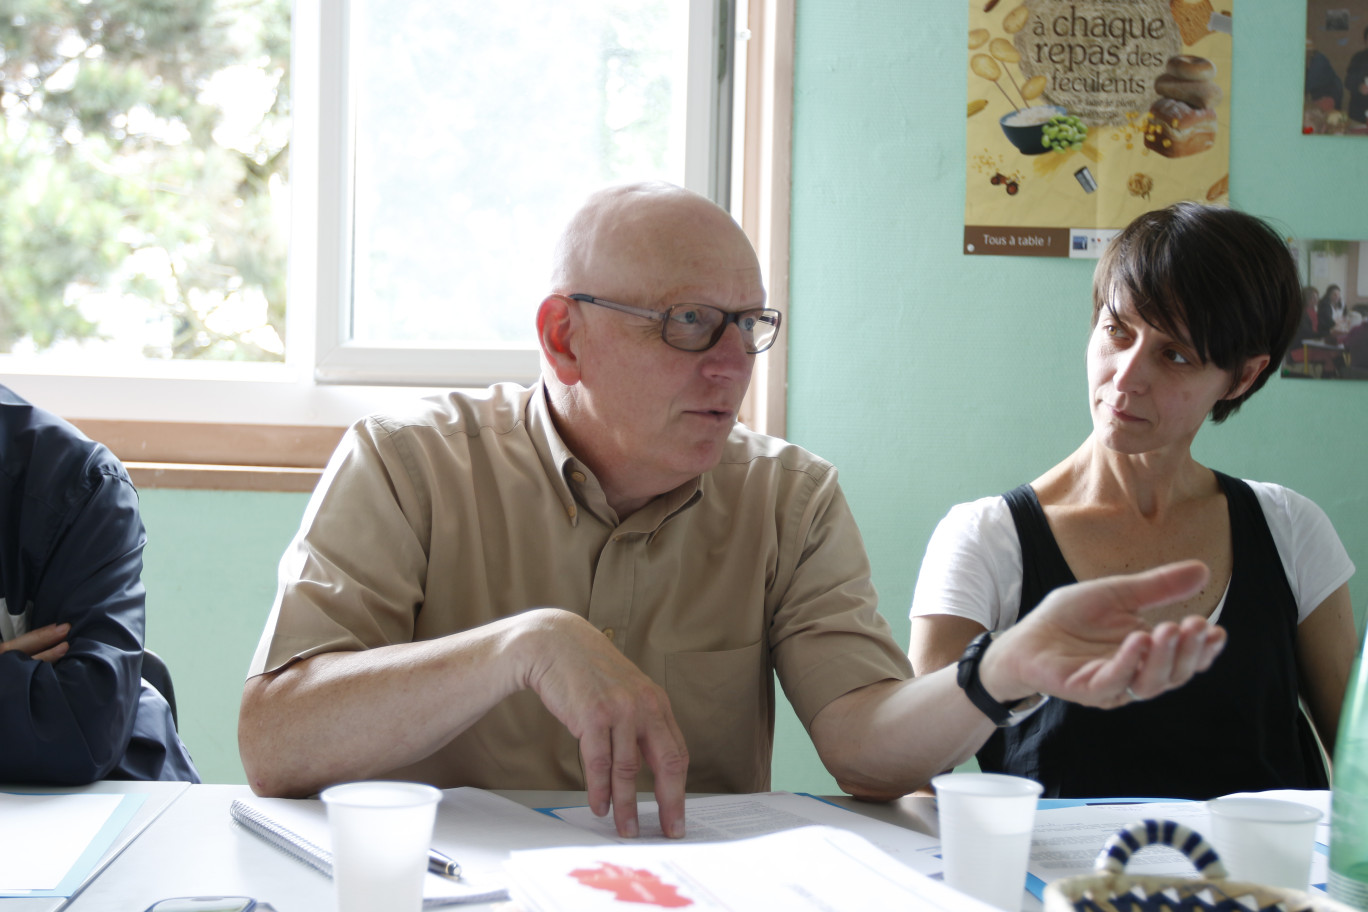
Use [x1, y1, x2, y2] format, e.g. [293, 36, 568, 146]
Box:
[568, 861, 693, 907]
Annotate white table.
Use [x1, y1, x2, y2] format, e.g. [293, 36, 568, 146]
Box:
[8, 786, 944, 912]
[0, 781, 189, 912]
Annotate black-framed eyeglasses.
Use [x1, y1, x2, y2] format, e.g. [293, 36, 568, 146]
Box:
[568, 294, 782, 354]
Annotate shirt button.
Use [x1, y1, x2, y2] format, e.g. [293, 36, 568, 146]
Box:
[566, 504, 577, 519]
[602, 627, 615, 641]
[570, 471, 586, 483]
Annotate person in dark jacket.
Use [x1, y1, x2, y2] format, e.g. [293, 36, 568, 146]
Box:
[0, 384, 198, 782]
[1306, 42, 1344, 112]
[1346, 26, 1368, 124]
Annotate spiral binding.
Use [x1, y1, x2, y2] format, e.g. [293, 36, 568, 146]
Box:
[230, 799, 334, 877]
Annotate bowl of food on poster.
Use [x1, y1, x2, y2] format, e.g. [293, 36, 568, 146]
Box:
[1000, 105, 1087, 156]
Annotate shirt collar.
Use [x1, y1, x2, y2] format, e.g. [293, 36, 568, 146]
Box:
[526, 379, 704, 530]
[526, 379, 583, 525]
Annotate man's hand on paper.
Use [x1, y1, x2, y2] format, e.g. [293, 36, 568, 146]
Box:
[981, 560, 1227, 709]
[521, 609, 689, 840]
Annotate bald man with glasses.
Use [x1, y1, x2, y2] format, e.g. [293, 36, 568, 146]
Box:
[240, 182, 1225, 839]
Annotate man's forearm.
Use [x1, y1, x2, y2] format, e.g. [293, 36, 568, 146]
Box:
[238, 611, 543, 797]
[808, 669, 997, 800]
[813, 563, 1223, 800]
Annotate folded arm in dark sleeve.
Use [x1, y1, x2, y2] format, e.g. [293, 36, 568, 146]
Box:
[0, 460, 150, 783]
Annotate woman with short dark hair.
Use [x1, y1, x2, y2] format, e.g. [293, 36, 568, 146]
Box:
[907, 203, 1356, 799]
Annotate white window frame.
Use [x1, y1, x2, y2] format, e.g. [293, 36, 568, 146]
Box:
[0, 0, 791, 480]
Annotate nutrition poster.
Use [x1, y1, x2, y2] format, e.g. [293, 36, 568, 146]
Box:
[964, 0, 1233, 258]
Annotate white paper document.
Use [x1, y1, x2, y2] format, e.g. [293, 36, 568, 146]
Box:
[546, 791, 943, 874]
[1028, 801, 1210, 889]
[0, 791, 144, 895]
[507, 824, 993, 912]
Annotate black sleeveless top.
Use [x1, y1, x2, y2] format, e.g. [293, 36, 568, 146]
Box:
[976, 472, 1328, 799]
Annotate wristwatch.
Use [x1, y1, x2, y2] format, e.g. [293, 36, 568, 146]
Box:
[955, 631, 1048, 727]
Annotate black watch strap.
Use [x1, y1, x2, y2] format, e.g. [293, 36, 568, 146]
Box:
[956, 631, 1046, 727]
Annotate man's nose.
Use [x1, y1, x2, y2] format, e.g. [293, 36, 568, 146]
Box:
[700, 323, 754, 380]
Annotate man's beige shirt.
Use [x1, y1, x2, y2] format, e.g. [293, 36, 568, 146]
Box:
[249, 382, 910, 793]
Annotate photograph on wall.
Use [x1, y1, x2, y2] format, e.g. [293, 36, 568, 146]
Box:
[964, 0, 1233, 258]
[1303, 0, 1368, 135]
[1281, 238, 1368, 380]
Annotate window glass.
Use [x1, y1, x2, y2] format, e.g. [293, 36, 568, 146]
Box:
[348, 0, 689, 348]
[0, 0, 290, 366]
[3, 0, 704, 399]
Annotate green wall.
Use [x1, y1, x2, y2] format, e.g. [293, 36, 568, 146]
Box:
[143, 0, 1366, 789]
[140, 490, 310, 784]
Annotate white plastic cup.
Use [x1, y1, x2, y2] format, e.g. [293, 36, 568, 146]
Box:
[1206, 796, 1322, 890]
[321, 780, 442, 912]
[933, 772, 1043, 912]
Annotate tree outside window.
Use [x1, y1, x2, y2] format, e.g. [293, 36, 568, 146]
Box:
[1, 0, 290, 363]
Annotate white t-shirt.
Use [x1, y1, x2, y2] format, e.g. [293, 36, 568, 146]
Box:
[909, 480, 1355, 632]
[0, 598, 31, 641]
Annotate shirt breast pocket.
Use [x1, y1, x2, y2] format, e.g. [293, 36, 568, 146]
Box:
[664, 640, 769, 793]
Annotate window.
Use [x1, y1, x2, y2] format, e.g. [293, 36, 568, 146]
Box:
[0, 1, 289, 367]
[1, 0, 791, 486]
[306, 0, 735, 387]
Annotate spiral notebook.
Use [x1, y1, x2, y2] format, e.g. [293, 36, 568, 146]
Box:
[230, 796, 509, 906]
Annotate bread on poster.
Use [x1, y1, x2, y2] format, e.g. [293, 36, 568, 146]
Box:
[1145, 96, 1217, 157]
[1163, 54, 1215, 81]
[1144, 55, 1219, 158]
[1154, 73, 1221, 108]
[1170, 0, 1215, 46]
[1206, 173, 1229, 201]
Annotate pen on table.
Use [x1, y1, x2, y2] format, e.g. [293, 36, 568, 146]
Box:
[429, 849, 462, 879]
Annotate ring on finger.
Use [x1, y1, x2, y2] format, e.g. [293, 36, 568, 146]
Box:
[1125, 686, 1141, 701]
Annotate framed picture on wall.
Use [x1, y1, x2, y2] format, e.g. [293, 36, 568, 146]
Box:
[1282, 238, 1368, 380]
[1303, 0, 1368, 134]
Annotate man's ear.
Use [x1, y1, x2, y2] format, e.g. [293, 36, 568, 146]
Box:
[537, 294, 582, 385]
[1226, 354, 1271, 400]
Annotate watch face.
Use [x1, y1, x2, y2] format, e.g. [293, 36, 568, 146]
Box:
[145, 898, 257, 912]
